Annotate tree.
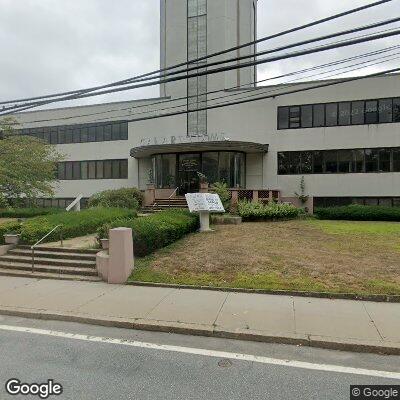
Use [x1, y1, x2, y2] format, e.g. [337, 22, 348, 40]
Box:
[0, 117, 63, 206]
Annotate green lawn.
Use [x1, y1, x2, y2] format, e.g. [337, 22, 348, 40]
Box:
[130, 219, 400, 296]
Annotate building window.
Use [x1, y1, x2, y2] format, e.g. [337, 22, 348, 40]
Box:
[18, 121, 128, 144]
[277, 96, 400, 130]
[57, 159, 128, 180]
[277, 147, 400, 175]
[314, 197, 400, 208]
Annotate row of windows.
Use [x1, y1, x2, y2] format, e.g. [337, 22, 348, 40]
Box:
[314, 197, 400, 208]
[278, 147, 400, 175]
[57, 159, 128, 180]
[278, 97, 400, 130]
[8, 198, 89, 209]
[18, 121, 128, 144]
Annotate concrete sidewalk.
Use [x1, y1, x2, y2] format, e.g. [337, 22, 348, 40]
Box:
[0, 276, 399, 354]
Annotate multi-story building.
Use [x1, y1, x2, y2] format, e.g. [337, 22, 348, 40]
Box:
[13, 0, 400, 209]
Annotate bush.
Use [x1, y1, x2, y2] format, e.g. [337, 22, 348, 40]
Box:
[0, 221, 22, 244]
[97, 209, 199, 257]
[20, 207, 136, 244]
[88, 188, 143, 209]
[238, 201, 301, 221]
[0, 194, 9, 209]
[210, 182, 231, 211]
[315, 205, 400, 221]
[0, 208, 61, 219]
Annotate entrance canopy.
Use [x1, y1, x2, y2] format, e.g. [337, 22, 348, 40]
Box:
[130, 141, 269, 158]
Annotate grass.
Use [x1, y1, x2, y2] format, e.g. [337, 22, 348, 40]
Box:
[0, 218, 17, 225]
[130, 219, 400, 296]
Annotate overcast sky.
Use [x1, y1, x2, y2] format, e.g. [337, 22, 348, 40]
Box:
[0, 0, 398, 108]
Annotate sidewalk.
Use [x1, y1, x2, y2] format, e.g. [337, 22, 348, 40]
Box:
[0, 276, 399, 355]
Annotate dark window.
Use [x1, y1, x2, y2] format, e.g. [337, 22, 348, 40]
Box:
[104, 160, 112, 178]
[65, 162, 73, 180]
[378, 99, 392, 123]
[72, 161, 81, 180]
[394, 98, 400, 122]
[43, 128, 51, 143]
[278, 153, 289, 175]
[338, 102, 351, 125]
[112, 160, 120, 178]
[300, 105, 313, 128]
[351, 101, 365, 125]
[313, 104, 325, 127]
[58, 127, 66, 144]
[120, 160, 128, 178]
[365, 100, 378, 124]
[338, 150, 353, 173]
[95, 125, 104, 142]
[301, 151, 313, 174]
[88, 126, 96, 142]
[88, 161, 96, 179]
[65, 128, 73, 144]
[50, 128, 58, 144]
[81, 127, 88, 142]
[104, 125, 112, 141]
[120, 123, 128, 140]
[378, 148, 391, 172]
[278, 107, 289, 129]
[112, 123, 121, 140]
[324, 151, 338, 173]
[57, 163, 65, 180]
[365, 149, 379, 172]
[393, 149, 400, 172]
[313, 151, 323, 173]
[81, 161, 88, 180]
[325, 103, 338, 126]
[353, 149, 364, 173]
[96, 161, 104, 179]
[288, 152, 301, 174]
[72, 127, 81, 143]
[289, 107, 300, 128]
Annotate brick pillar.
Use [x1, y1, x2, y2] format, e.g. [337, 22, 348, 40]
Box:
[230, 189, 239, 210]
[252, 190, 259, 203]
[199, 182, 209, 193]
[144, 184, 156, 206]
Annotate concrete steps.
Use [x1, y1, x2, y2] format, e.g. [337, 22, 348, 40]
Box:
[141, 197, 188, 212]
[0, 245, 101, 282]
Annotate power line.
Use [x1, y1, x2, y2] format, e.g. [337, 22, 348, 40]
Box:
[0, 0, 393, 108]
[13, 45, 400, 126]
[3, 27, 400, 115]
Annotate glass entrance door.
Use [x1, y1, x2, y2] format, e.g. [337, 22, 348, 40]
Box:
[178, 154, 200, 194]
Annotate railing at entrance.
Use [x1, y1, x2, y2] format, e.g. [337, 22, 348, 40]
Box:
[168, 188, 179, 207]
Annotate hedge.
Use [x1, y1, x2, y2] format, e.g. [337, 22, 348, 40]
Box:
[0, 208, 61, 219]
[20, 207, 137, 245]
[0, 221, 22, 245]
[97, 209, 199, 257]
[315, 205, 400, 221]
[88, 188, 143, 209]
[237, 201, 301, 221]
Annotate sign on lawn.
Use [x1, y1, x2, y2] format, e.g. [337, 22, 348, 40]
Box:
[185, 193, 225, 213]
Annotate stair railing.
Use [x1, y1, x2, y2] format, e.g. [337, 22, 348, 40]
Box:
[31, 225, 63, 273]
[168, 187, 179, 208]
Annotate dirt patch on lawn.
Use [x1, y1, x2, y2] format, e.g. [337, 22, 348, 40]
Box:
[132, 220, 400, 295]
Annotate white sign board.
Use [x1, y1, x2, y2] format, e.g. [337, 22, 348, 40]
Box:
[185, 193, 225, 213]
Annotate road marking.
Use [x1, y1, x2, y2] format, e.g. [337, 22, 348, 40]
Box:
[0, 324, 399, 379]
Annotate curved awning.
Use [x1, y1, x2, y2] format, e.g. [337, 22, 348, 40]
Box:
[130, 141, 269, 158]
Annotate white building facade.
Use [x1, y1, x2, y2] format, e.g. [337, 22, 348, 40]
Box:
[13, 0, 400, 209]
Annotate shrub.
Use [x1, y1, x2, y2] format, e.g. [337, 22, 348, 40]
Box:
[315, 205, 400, 221]
[0, 194, 9, 209]
[0, 221, 22, 244]
[20, 207, 136, 244]
[210, 182, 231, 211]
[238, 201, 300, 221]
[97, 209, 199, 257]
[88, 188, 143, 209]
[0, 208, 61, 219]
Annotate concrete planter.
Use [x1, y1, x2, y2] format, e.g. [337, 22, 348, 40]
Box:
[3, 234, 20, 245]
[100, 239, 109, 250]
[210, 215, 242, 225]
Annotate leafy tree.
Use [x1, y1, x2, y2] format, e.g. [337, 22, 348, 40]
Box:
[0, 117, 63, 206]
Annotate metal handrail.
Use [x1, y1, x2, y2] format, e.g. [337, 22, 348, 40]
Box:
[168, 187, 179, 207]
[31, 224, 63, 273]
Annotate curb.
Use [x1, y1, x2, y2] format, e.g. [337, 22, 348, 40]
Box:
[0, 307, 399, 356]
[127, 281, 400, 303]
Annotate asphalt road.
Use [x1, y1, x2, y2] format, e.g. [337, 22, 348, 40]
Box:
[0, 315, 399, 400]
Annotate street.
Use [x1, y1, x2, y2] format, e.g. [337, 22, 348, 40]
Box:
[0, 315, 399, 400]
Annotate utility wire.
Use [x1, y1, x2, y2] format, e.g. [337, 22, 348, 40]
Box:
[0, 0, 393, 108]
[3, 27, 400, 116]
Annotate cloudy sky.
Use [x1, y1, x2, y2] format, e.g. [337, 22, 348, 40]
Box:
[0, 0, 398, 108]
